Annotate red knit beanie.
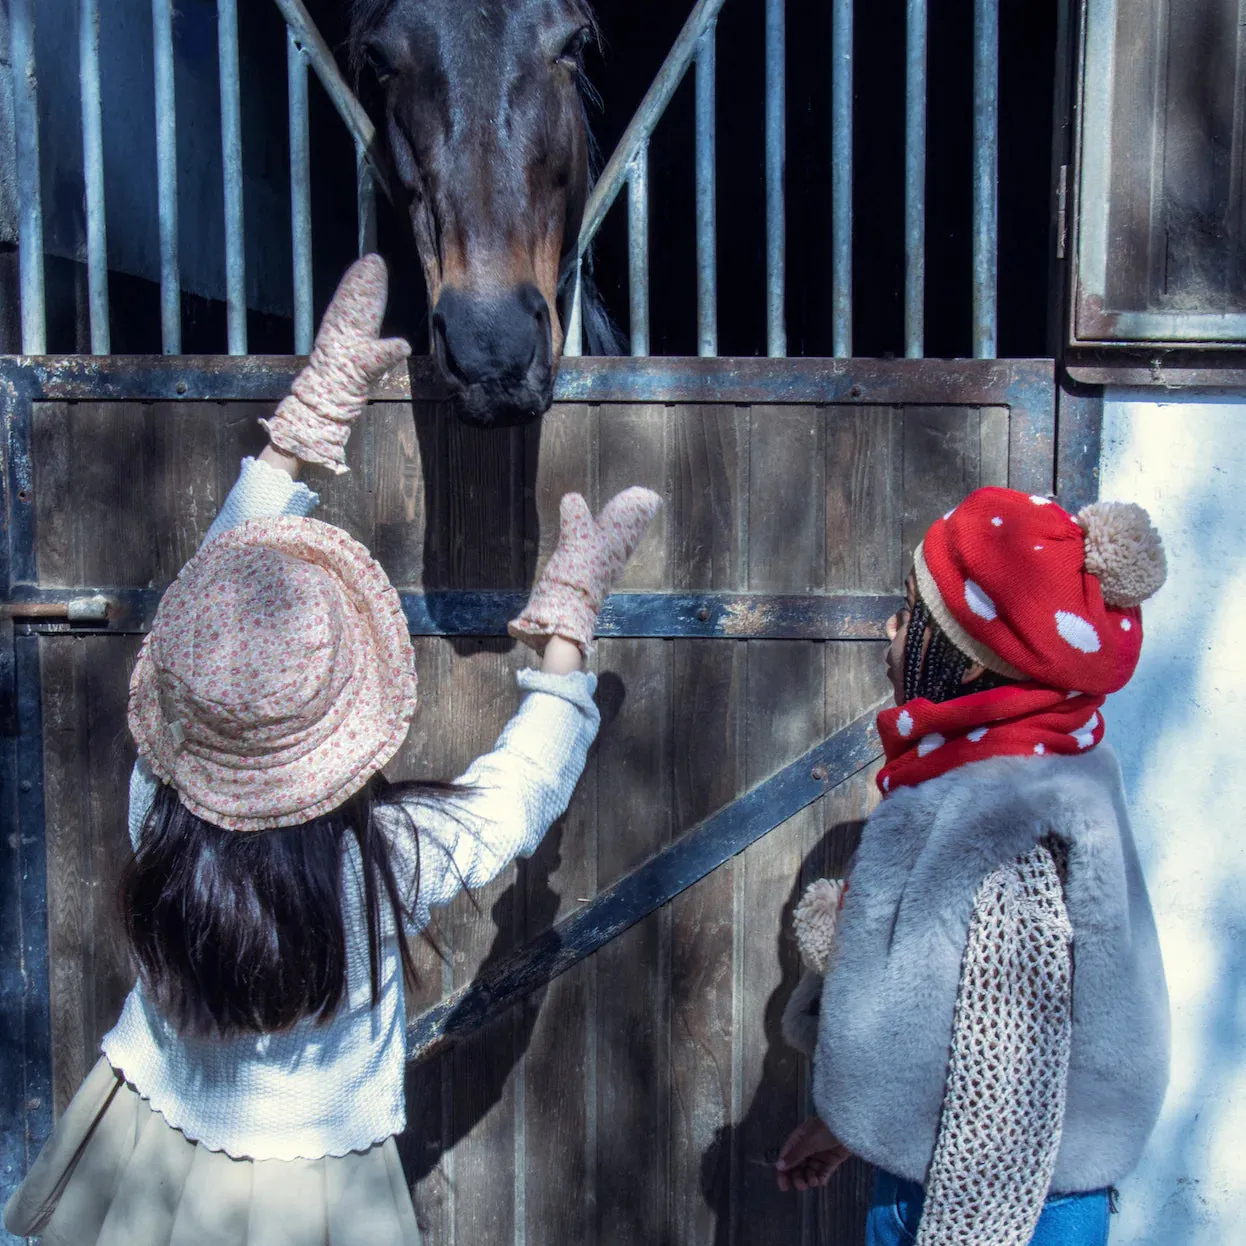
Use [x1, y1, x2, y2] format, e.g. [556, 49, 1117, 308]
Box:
[914, 488, 1167, 695]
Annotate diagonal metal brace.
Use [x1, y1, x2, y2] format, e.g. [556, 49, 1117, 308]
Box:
[406, 700, 886, 1061]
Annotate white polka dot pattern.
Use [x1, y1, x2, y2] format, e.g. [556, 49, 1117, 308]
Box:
[1054, 610, 1101, 654]
[897, 709, 915, 737]
[963, 580, 997, 621]
[918, 733, 946, 757]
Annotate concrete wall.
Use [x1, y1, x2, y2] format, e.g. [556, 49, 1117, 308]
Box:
[1100, 394, 1246, 1244]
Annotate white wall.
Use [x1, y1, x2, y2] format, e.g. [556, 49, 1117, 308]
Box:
[1099, 394, 1246, 1244]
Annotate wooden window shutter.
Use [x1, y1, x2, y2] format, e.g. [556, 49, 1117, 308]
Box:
[1072, 0, 1246, 347]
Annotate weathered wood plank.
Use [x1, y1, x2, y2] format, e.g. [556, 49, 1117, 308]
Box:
[31, 404, 72, 587]
[395, 637, 456, 1244]
[442, 642, 527, 1246]
[734, 640, 826, 1246]
[749, 408, 826, 592]
[41, 636, 138, 1115]
[369, 402, 427, 588]
[826, 406, 903, 593]
[672, 404, 750, 591]
[670, 640, 746, 1244]
[900, 407, 983, 578]
[521, 399, 599, 1245]
[593, 637, 673, 1244]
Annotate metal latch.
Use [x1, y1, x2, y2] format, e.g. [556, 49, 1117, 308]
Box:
[0, 595, 113, 623]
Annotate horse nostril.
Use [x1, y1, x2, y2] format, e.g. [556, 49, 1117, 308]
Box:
[432, 308, 471, 387]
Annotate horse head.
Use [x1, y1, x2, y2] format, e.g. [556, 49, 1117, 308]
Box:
[350, 0, 599, 426]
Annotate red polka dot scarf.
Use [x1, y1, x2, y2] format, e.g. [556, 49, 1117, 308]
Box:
[876, 684, 1106, 794]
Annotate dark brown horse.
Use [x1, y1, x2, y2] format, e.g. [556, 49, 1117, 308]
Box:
[349, 0, 615, 425]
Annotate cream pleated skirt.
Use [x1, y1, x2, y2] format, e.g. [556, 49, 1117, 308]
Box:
[4, 1057, 421, 1246]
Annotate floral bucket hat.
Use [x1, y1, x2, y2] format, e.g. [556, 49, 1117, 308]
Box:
[128, 516, 417, 831]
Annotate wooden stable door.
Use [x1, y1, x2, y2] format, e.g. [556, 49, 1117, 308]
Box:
[2, 357, 1068, 1245]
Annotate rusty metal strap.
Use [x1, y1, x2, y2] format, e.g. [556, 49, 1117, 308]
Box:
[405, 700, 886, 1061]
[2, 588, 899, 641]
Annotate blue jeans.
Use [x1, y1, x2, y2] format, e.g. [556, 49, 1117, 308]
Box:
[866, 1169, 1111, 1246]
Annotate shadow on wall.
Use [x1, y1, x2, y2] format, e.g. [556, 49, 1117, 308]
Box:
[1098, 397, 1246, 1243]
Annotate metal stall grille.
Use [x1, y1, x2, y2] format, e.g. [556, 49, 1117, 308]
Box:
[6, 0, 1010, 361]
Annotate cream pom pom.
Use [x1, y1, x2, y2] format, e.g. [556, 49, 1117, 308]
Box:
[792, 877, 845, 974]
[1077, 501, 1167, 607]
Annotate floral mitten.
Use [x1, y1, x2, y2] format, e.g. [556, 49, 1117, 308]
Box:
[508, 487, 663, 653]
[260, 254, 410, 473]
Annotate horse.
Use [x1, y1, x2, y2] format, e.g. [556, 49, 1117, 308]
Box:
[348, 0, 619, 426]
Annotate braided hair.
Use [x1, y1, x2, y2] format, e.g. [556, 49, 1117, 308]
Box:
[902, 596, 1016, 704]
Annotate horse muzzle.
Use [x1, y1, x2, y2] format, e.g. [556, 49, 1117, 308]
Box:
[432, 283, 554, 426]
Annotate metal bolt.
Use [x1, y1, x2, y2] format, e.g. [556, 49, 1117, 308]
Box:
[19, 780, 31, 793]
[811, 766, 828, 782]
[850, 384, 863, 399]
[696, 607, 710, 622]
[175, 379, 188, 396]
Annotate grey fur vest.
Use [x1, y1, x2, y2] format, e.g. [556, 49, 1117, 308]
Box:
[813, 746, 1169, 1193]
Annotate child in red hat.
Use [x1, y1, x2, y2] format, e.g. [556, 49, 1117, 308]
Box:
[776, 488, 1170, 1246]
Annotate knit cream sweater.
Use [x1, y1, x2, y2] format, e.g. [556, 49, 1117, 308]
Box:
[102, 458, 601, 1160]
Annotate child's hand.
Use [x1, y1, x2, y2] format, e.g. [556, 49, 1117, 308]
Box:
[261, 254, 410, 474]
[508, 487, 662, 654]
[775, 1116, 851, 1192]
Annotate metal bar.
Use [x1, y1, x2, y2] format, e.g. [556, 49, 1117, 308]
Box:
[0, 640, 53, 1220]
[695, 26, 718, 357]
[79, 0, 110, 354]
[2, 588, 902, 642]
[288, 28, 313, 355]
[10, 354, 1056, 407]
[152, 0, 181, 354]
[627, 146, 650, 357]
[355, 137, 377, 257]
[765, 0, 785, 357]
[973, 0, 999, 358]
[9, 0, 46, 355]
[563, 258, 584, 358]
[271, 0, 390, 198]
[831, 0, 853, 358]
[407, 703, 885, 1060]
[218, 0, 246, 355]
[905, 0, 927, 359]
[577, 0, 729, 253]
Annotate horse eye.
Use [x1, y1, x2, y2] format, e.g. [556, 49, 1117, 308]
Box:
[364, 41, 397, 85]
[556, 27, 590, 69]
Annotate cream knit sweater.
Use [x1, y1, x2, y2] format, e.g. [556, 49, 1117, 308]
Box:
[102, 457, 601, 1160]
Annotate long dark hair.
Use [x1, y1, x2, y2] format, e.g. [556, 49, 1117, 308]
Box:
[903, 596, 1017, 704]
[120, 774, 449, 1038]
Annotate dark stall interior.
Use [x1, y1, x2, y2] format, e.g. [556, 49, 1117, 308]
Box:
[9, 0, 1060, 360]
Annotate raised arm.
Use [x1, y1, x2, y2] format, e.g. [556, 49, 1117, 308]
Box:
[916, 843, 1074, 1245]
[387, 487, 664, 918]
[130, 257, 409, 844]
[392, 668, 601, 923]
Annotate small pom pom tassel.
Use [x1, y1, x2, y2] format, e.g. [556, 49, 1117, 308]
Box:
[792, 878, 845, 975]
[1077, 501, 1168, 607]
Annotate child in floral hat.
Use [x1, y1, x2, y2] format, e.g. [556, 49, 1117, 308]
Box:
[4, 256, 660, 1246]
[776, 488, 1170, 1246]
